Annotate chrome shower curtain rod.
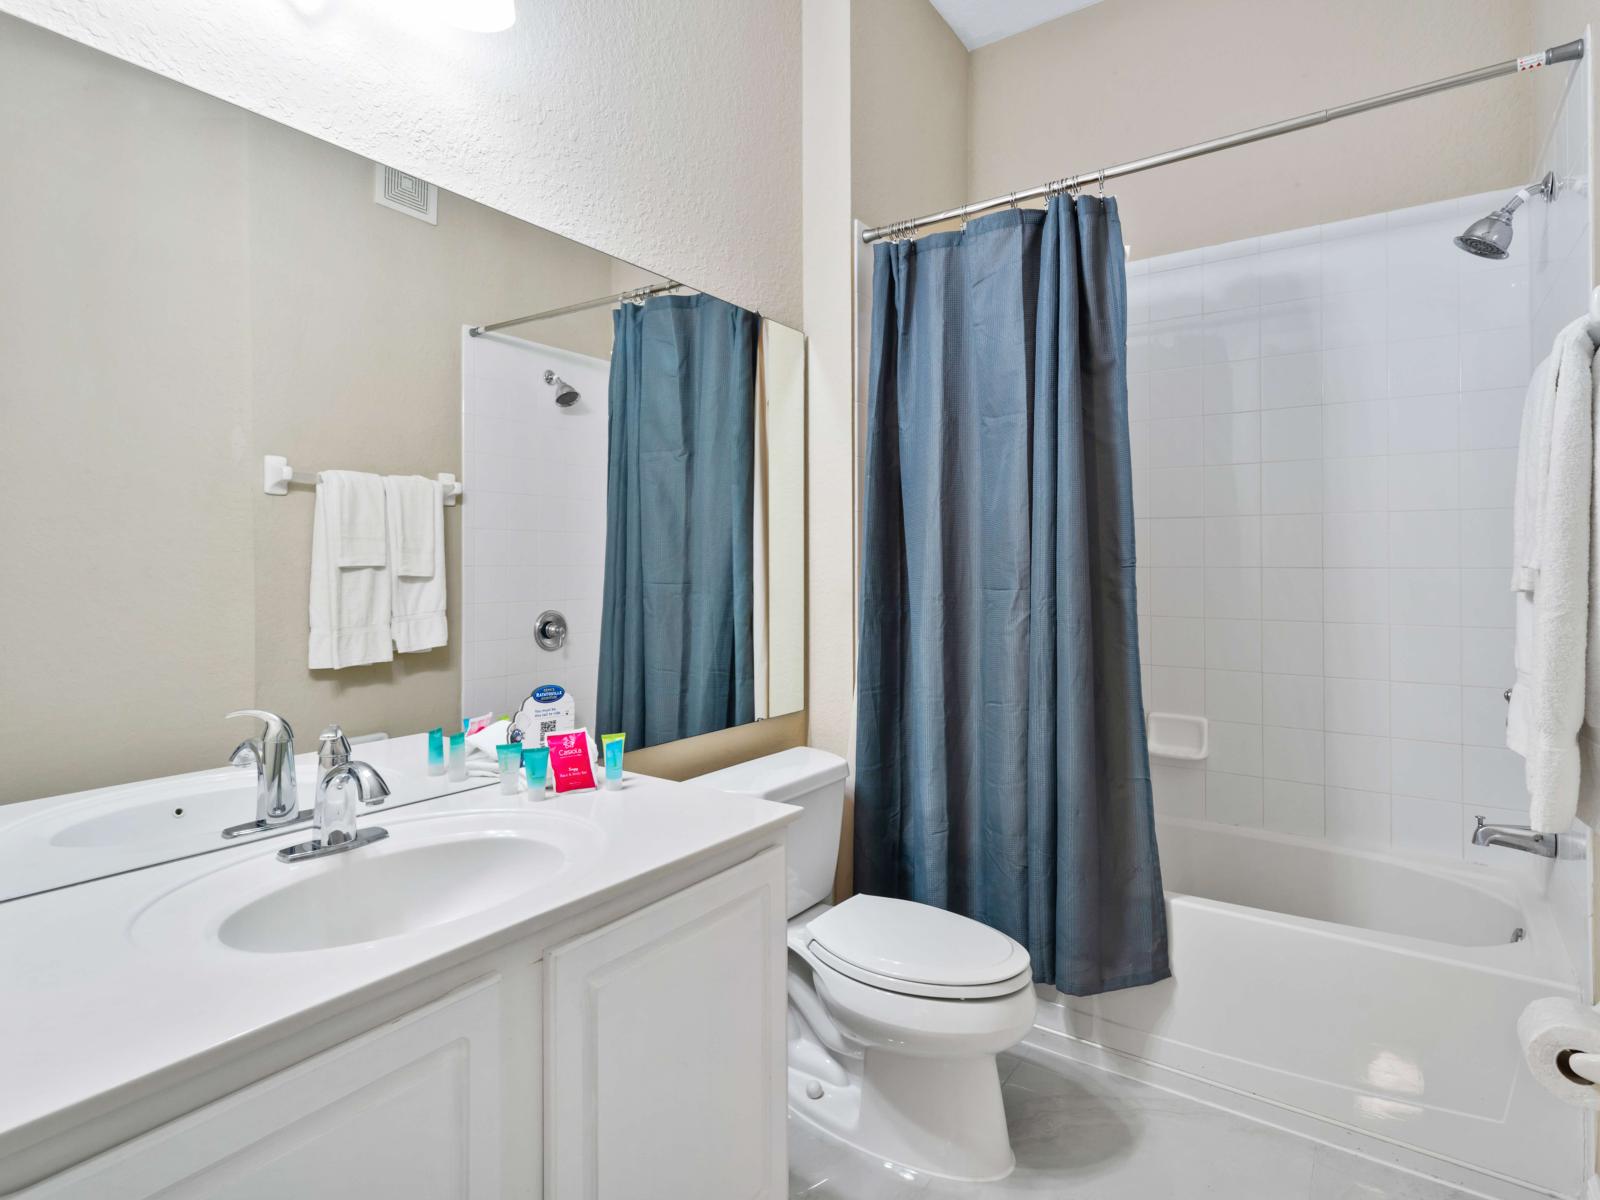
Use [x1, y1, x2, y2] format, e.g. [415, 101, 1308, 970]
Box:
[861, 38, 1586, 244]
[469, 280, 683, 336]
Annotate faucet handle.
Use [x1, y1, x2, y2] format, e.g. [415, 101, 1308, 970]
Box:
[318, 725, 352, 775]
[229, 739, 262, 770]
[226, 709, 295, 745]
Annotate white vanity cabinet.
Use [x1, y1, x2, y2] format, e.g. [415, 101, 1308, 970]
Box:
[20, 978, 508, 1200]
[545, 848, 787, 1199]
[12, 847, 787, 1200]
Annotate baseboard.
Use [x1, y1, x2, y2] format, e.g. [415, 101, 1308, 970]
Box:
[1021, 1019, 1570, 1200]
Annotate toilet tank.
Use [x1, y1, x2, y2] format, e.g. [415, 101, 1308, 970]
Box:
[688, 748, 848, 918]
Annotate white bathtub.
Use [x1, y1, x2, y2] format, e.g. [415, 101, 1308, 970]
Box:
[1030, 818, 1588, 1199]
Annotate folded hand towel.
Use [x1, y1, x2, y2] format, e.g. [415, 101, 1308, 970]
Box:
[309, 477, 394, 669]
[386, 474, 437, 578]
[319, 470, 387, 568]
[385, 475, 447, 654]
[1509, 316, 1596, 834]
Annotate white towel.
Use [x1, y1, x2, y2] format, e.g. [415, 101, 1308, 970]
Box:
[1508, 316, 1597, 833]
[385, 474, 438, 578]
[319, 470, 387, 568]
[1509, 355, 1554, 756]
[309, 476, 394, 670]
[1511, 355, 1553, 594]
[385, 475, 447, 654]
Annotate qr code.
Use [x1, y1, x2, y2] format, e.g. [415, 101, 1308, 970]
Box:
[539, 719, 558, 737]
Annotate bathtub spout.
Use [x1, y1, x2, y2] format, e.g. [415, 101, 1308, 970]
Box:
[1471, 816, 1558, 858]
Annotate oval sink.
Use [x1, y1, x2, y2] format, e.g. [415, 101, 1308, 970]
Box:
[131, 809, 607, 954]
[221, 835, 567, 953]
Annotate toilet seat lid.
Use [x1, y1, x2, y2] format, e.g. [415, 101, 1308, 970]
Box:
[805, 895, 1032, 990]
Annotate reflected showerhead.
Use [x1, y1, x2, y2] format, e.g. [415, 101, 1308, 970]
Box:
[1453, 172, 1556, 260]
[544, 369, 580, 407]
[1454, 211, 1515, 259]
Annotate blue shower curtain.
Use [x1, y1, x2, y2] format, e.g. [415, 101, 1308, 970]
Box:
[596, 294, 758, 750]
[854, 197, 1169, 996]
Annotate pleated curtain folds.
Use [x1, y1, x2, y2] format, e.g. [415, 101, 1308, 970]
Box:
[853, 196, 1170, 996]
[596, 294, 758, 750]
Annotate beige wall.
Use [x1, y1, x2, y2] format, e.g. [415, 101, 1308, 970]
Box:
[245, 115, 621, 761]
[967, 0, 1539, 259]
[850, 0, 970, 230]
[803, 0, 972, 895]
[0, 15, 256, 805]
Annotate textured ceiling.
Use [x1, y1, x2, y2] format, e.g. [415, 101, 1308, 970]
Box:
[928, 0, 1106, 50]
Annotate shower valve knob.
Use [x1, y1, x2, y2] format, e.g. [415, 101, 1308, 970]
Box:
[535, 610, 568, 651]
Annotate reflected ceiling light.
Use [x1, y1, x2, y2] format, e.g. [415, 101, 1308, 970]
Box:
[440, 0, 516, 32]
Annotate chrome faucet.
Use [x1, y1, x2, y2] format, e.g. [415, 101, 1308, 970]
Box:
[278, 728, 390, 862]
[223, 709, 308, 838]
[1471, 816, 1558, 858]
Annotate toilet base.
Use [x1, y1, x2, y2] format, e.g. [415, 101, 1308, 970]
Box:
[787, 1050, 1016, 1183]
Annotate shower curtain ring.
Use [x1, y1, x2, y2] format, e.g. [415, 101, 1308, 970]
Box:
[1097, 169, 1106, 197]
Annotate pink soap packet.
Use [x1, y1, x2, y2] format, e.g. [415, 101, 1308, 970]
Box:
[548, 728, 598, 794]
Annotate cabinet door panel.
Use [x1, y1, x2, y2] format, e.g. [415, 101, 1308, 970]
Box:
[546, 849, 785, 1200]
[24, 976, 503, 1200]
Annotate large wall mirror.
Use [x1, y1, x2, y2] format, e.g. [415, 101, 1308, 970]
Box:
[0, 14, 804, 900]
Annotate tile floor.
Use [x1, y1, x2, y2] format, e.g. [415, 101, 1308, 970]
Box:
[788, 1053, 1477, 1199]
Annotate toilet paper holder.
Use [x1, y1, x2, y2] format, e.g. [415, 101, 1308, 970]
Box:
[1558, 1049, 1600, 1086]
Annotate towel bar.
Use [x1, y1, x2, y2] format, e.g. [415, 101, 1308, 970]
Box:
[262, 455, 461, 505]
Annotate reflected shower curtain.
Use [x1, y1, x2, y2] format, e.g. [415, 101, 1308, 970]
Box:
[854, 197, 1169, 996]
[596, 294, 758, 749]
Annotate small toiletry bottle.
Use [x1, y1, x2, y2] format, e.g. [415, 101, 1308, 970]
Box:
[523, 745, 550, 797]
[447, 731, 467, 782]
[496, 744, 522, 795]
[427, 727, 446, 776]
[601, 733, 625, 790]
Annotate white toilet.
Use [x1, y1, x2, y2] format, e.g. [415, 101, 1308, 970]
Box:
[691, 748, 1035, 1182]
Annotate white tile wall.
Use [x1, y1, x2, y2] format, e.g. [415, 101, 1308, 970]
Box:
[1531, 58, 1595, 361]
[460, 332, 610, 728]
[1130, 130, 1591, 861]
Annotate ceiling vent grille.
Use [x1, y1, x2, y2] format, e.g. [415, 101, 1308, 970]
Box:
[373, 163, 437, 225]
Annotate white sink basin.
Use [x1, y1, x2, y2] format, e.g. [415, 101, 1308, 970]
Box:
[131, 809, 607, 954]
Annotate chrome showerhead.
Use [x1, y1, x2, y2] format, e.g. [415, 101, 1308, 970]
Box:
[1454, 210, 1516, 259]
[544, 369, 580, 407]
[1454, 172, 1556, 260]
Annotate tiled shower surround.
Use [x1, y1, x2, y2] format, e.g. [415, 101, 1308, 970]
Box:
[461, 334, 610, 728]
[1129, 167, 1591, 856]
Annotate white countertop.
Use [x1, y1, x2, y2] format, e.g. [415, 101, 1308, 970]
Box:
[0, 772, 796, 1163]
[0, 732, 503, 902]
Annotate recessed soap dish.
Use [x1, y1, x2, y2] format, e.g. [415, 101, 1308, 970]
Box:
[1146, 712, 1208, 762]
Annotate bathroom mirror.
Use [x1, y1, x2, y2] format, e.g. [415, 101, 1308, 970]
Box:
[0, 14, 805, 901]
